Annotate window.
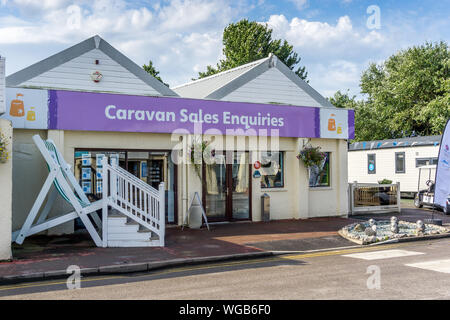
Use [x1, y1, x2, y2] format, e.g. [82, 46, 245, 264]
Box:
[416, 157, 438, 167]
[367, 154, 376, 174]
[260, 152, 284, 188]
[309, 152, 331, 187]
[74, 149, 177, 224]
[395, 152, 405, 173]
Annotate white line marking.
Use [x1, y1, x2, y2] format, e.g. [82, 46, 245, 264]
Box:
[405, 259, 450, 274]
[342, 249, 425, 260]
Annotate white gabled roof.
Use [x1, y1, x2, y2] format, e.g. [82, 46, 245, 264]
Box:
[173, 54, 335, 108]
[6, 35, 178, 97]
[173, 57, 269, 98]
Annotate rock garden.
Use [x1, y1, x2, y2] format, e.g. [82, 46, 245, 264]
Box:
[339, 217, 450, 245]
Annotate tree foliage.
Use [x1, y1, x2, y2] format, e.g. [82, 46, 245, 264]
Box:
[197, 19, 307, 81]
[143, 60, 169, 87]
[329, 41, 449, 141]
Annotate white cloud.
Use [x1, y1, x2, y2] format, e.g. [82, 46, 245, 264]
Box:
[289, 0, 308, 11]
[0, 0, 231, 88]
[267, 14, 385, 52]
[265, 14, 389, 97]
[1, 0, 448, 97]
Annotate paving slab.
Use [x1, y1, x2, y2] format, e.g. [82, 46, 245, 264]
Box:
[247, 235, 357, 252]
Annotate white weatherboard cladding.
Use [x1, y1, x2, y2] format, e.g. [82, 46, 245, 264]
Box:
[0, 57, 5, 114]
[173, 62, 258, 98]
[221, 67, 320, 107]
[20, 49, 161, 96]
[347, 145, 439, 192]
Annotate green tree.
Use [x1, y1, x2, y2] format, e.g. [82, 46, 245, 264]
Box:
[332, 41, 449, 141]
[328, 90, 358, 109]
[197, 19, 308, 81]
[143, 60, 169, 87]
[359, 41, 449, 139]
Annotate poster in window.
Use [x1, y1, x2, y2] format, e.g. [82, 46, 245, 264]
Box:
[82, 181, 91, 194]
[368, 155, 376, 174]
[82, 153, 91, 166]
[110, 153, 119, 165]
[96, 180, 103, 193]
[82, 167, 91, 180]
[141, 162, 148, 178]
[96, 154, 105, 167]
[309, 153, 330, 187]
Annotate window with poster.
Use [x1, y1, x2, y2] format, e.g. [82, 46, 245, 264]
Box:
[73, 149, 178, 225]
[309, 152, 331, 188]
[260, 152, 284, 188]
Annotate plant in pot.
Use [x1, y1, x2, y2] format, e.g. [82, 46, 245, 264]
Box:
[297, 144, 327, 186]
[297, 144, 326, 168]
[189, 140, 215, 179]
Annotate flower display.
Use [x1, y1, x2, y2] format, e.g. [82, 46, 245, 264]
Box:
[297, 144, 326, 168]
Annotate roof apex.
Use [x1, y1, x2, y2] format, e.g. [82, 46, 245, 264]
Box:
[6, 35, 178, 96]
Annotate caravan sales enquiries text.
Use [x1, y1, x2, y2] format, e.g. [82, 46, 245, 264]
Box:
[105, 105, 285, 129]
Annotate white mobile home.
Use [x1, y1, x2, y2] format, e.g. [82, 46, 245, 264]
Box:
[348, 136, 441, 196]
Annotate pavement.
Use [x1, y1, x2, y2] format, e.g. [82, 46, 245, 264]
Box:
[1, 207, 448, 285]
[3, 237, 450, 299]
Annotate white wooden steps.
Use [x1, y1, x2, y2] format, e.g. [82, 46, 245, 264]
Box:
[107, 211, 161, 247]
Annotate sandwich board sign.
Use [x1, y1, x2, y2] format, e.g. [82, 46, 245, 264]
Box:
[182, 192, 210, 230]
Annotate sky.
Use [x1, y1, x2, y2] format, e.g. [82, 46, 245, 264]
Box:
[0, 0, 449, 98]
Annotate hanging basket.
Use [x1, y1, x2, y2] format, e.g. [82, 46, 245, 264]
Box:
[297, 144, 326, 168]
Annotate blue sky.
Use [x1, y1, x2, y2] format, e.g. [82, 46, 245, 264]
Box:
[0, 0, 449, 98]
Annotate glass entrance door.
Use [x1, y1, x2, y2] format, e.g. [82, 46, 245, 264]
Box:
[204, 153, 227, 220]
[203, 151, 251, 221]
[231, 151, 250, 219]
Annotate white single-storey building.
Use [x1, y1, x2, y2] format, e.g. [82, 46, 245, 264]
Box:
[348, 136, 441, 196]
[1, 35, 355, 248]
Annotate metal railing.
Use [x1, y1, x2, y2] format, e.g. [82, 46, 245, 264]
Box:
[348, 181, 401, 215]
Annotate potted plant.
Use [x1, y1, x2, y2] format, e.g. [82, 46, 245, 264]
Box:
[297, 144, 326, 168]
[189, 140, 215, 179]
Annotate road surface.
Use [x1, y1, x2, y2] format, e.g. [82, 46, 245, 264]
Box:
[1, 238, 450, 300]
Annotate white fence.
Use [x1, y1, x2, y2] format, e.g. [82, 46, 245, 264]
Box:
[349, 182, 401, 215]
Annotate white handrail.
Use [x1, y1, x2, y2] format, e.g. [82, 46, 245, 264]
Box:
[111, 161, 159, 197]
[102, 158, 165, 246]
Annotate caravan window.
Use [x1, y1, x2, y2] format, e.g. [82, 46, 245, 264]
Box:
[416, 157, 438, 167]
[367, 154, 376, 174]
[395, 152, 405, 173]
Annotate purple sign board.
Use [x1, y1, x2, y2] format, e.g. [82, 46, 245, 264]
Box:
[48, 90, 355, 139]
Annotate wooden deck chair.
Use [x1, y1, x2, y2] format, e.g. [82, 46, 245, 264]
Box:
[12, 135, 104, 247]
